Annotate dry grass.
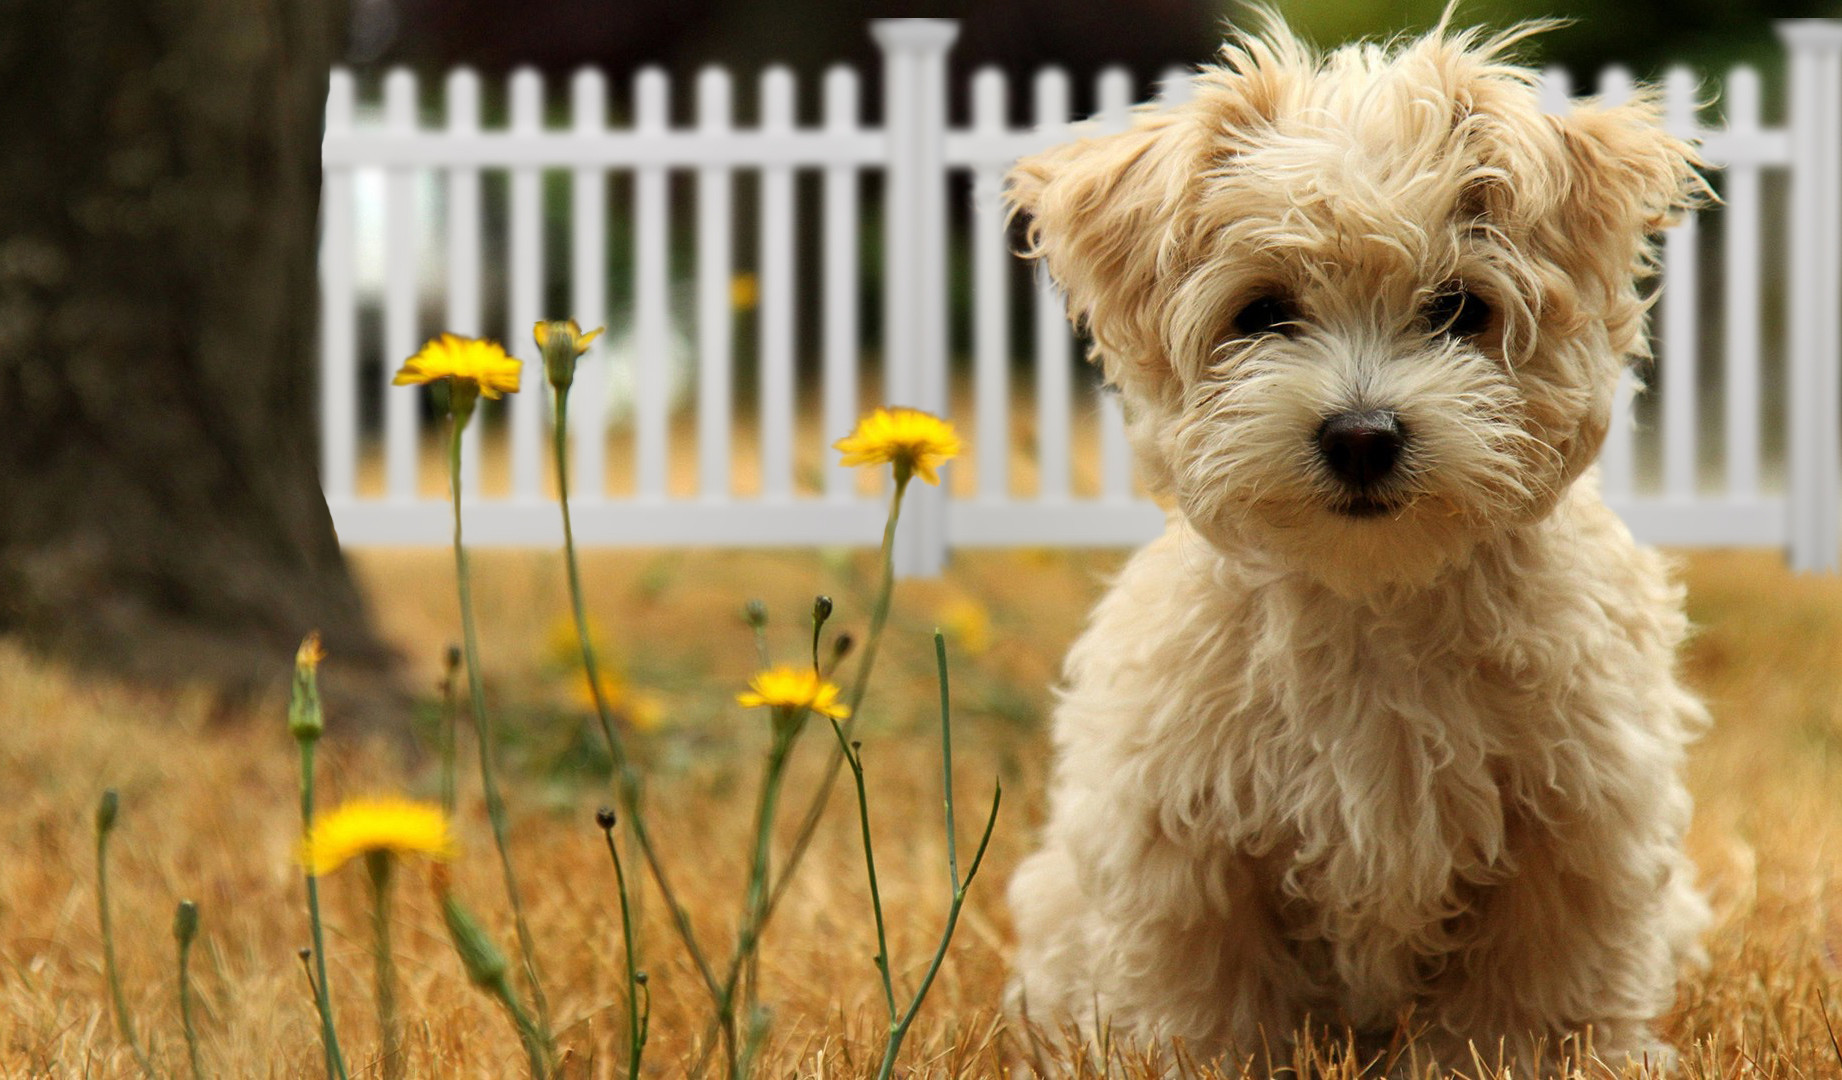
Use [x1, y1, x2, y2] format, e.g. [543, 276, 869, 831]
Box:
[5, 546, 1842, 1078]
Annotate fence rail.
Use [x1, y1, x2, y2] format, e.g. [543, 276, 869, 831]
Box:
[318, 18, 1842, 575]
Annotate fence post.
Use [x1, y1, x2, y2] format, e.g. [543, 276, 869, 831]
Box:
[1779, 20, 1842, 573]
[872, 19, 959, 577]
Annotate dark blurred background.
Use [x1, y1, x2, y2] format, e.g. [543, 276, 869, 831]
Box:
[351, 0, 1842, 121]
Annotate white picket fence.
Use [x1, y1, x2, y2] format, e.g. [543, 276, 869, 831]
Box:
[319, 19, 1842, 575]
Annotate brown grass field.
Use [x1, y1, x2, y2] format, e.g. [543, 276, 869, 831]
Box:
[5, 544, 1842, 1078]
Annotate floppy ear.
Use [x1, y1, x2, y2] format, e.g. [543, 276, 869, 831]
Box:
[1008, 112, 1207, 386]
[1548, 97, 1705, 348]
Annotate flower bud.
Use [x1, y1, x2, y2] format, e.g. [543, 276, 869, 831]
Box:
[288, 632, 325, 743]
[535, 319, 604, 393]
[832, 633, 856, 663]
[595, 806, 617, 831]
[96, 789, 119, 835]
[441, 892, 509, 988]
[744, 600, 768, 629]
[174, 900, 199, 946]
[812, 595, 833, 625]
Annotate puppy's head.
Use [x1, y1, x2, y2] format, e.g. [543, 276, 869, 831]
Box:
[1011, 15, 1702, 595]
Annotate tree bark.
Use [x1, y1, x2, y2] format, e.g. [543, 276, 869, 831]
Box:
[0, 0, 403, 727]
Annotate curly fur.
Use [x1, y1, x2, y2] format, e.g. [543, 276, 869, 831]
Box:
[1005, 11, 1709, 1073]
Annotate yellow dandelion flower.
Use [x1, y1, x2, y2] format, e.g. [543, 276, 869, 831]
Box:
[729, 272, 759, 312]
[572, 669, 628, 713]
[628, 691, 668, 734]
[295, 631, 325, 672]
[535, 319, 604, 390]
[833, 407, 962, 486]
[299, 797, 457, 877]
[736, 665, 850, 721]
[393, 333, 522, 400]
[533, 319, 603, 356]
[938, 597, 992, 657]
[545, 614, 616, 673]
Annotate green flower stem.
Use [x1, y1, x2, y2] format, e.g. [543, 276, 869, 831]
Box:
[487, 972, 551, 1080]
[762, 473, 908, 937]
[598, 814, 649, 1079]
[174, 901, 206, 1080]
[366, 853, 403, 1080]
[874, 780, 999, 1080]
[713, 730, 797, 1080]
[829, 721, 897, 1022]
[300, 745, 349, 1080]
[439, 647, 462, 820]
[551, 387, 725, 1018]
[447, 408, 555, 1051]
[833, 633, 1005, 1080]
[694, 472, 913, 1067]
[96, 795, 159, 1079]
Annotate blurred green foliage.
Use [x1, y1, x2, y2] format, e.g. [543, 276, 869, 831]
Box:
[1253, 0, 1842, 119]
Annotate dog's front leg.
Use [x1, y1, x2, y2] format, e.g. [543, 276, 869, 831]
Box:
[1009, 791, 1310, 1067]
[1418, 819, 1706, 1076]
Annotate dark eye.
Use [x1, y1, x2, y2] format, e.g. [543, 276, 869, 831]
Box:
[1423, 286, 1491, 338]
[1232, 294, 1300, 338]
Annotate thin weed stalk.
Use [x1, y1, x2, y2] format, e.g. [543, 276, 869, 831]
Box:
[174, 901, 205, 1080]
[439, 890, 550, 1079]
[549, 381, 726, 1042]
[445, 402, 556, 1053]
[693, 468, 913, 1069]
[95, 790, 159, 1079]
[366, 853, 403, 1080]
[298, 744, 348, 1080]
[597, 808, 650, 1079]
[756, 473, 910, 969]
[830, 633, 1003, 1080]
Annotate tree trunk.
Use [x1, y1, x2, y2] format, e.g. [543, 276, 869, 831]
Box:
[0, 0, 404, 728]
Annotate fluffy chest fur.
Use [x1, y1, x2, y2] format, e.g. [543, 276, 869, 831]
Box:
[1052, 498, 1693, 1024]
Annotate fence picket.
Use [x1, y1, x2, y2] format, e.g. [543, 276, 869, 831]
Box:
[1538, 65, 1571, 114]
[446, 68, 484, 497]
[1723, 66, 1763, 499]
[320, 70, 357, 503]
[634, 69, 671, 500]
[972, 67, 1010, 501]
[1096, 67, 1135, 502]
[697, 68, 735, 499]
[1033, 67, 1073, 502]
[1157, 65, 1193, 105]
[1662, 67, 1700, 499]
[316, 20, 1838, 571]
[1595, 66, 1638, 502]
[508, 68, 545, 500]
[822, 67, 861, 500]
[383, 69, 421, 501]
[760, 68, 797, 500]
[571, 69, 610, 499]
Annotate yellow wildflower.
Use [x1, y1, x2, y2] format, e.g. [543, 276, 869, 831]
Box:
[833, 407, 962, 486]
[568, 667, 667, 733]
[393, 334, 522, 400]
[729, 272, 759, 311]
[545, 614, 615, 673]
[736, 665, 850, 721]
[295, 632, 325, 672]
[534, 319, 604, 390]
[299, 797, 457, 877]
[938, 597, 992, 657]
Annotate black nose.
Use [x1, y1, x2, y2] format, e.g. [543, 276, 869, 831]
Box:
[1317, 410, 1404, 489]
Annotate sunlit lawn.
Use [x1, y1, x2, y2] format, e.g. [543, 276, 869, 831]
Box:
[5, 546, 1842, 1077]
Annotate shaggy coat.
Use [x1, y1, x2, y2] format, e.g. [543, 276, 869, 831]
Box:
[1005, 15, 1708, 1072]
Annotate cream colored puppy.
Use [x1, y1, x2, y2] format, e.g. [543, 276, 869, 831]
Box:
[1006, 15, 1709, 1073]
